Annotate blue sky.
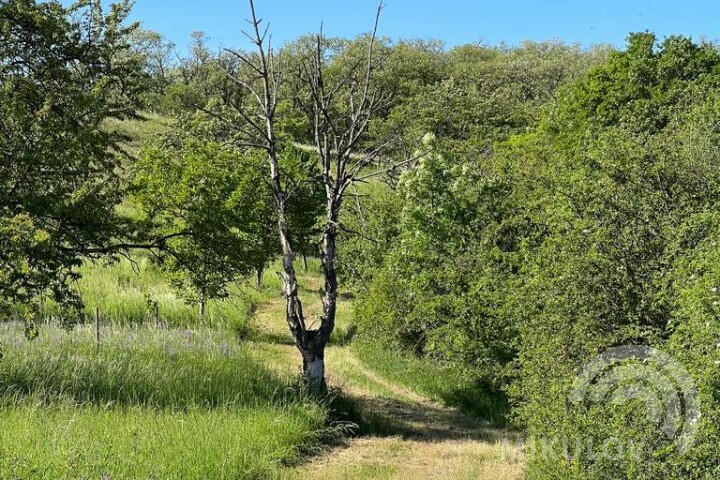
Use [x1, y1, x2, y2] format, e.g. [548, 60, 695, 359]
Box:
[114, 1, 719, 53]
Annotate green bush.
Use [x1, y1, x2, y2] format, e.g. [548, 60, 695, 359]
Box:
[509, 34, 720, 480]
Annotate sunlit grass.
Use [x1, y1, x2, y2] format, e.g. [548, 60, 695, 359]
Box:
[28, 255, 263, 332]
[352, 340, 510, 425]
[0, 323, 299, 408]
[0, 323, 327, 479]
[103, 111, 169, 156]
[0, 404, 323, 479]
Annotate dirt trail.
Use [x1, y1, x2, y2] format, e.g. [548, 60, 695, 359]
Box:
[250, 274, 524, 480]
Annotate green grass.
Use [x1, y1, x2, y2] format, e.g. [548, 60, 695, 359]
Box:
[352, 340, 510, 426]
[103, 111, 170, 156]
[32, 255, 260, 331]
[0, 324, 295, 408]
[0, 404, 321, 479]
[0, 323, 327, 479]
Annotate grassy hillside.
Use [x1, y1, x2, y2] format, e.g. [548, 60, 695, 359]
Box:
[104, 112, 170, 156]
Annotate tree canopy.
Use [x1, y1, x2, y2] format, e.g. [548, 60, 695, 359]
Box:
[0, 0, 146, 309]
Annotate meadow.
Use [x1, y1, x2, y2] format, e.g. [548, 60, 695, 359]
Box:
[0, 257, 329, 479]
[0, 254, 520, 479]
[10, 2, 720, 478]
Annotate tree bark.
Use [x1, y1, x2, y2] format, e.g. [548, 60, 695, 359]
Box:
[267, 127, 325, 392]
[227, 0, 389, 394]
[302, 253, 308, 272]
[296, 199, 342, 393]
[255, 266, 263, 288]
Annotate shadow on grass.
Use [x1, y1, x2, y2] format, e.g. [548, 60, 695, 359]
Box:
[327, 389, 516, 444]
[248, 330, 297, 346]
[338, 292, 355, 300]
[436, 379, 511, 427]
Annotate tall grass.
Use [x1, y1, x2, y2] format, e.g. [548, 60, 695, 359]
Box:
[0, 255, 357, 478]
[0, 323, 299, 408]
[27, 255, 262, 331]
[0, 323, 327, 479]
[103, 111, 169, 156]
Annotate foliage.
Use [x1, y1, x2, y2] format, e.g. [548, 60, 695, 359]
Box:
[506, 34, 720, 480]
[375, 41, 608, 158]
[0, 0, 146, 309]
[281, 148, 326, 261]
[351, 138, 519, 386]
[132, 114, 275, 304]
[128, 27, 175, 107]
[350, 33, 720, 479]
[337, 181, 404, 286]
[132, 113, 324, 304]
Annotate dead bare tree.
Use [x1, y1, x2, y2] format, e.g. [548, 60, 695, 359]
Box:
[227, 0, 423, 391]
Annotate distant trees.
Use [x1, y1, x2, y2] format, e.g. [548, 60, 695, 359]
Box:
[375, 40, 608, 158]
[129, 27, 175, 106]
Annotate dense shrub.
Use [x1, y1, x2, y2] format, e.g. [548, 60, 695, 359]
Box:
[350, 33, 720, 479]
[510, 35, 720, 480]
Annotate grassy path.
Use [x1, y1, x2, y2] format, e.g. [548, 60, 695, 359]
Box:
[248, 271, 524, 480]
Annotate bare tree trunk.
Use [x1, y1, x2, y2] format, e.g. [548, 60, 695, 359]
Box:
[227, 0, 397, 394]
[255, 266, 263, 288]
[297, 198, 342, 392]
[302, 253, 308, 273]
[276, 204, 326, 391]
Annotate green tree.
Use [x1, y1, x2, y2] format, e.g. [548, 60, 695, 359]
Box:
[508, 34, 720, 480]
[0, 0, 146, 309]
[129, 28, 175, 108]
[352, 135, 520, 384]
[132, 113, 324, 309]
[283, 148, 325, 272]
[132, 114, 275, 314]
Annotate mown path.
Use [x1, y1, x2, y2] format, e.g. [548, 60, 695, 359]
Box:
[249, 272, 524, 480]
